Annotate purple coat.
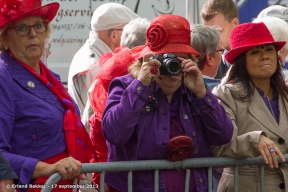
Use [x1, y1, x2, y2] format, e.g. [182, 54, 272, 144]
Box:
[0, 52, 78, 188]
[102, 74, 233, 192]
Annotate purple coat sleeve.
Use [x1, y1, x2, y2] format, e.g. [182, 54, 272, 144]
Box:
[102, 76, 151, 145]
[0, 75, 39, 185]
[192, 90, 233, 145]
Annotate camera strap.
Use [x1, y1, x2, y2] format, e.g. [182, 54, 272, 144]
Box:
[151, 81, 158, 111]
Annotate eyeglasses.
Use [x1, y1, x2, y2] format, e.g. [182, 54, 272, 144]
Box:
[8, 22, 48, 36]
[216, 49, 225, 54]
[46, 43, 51, 51]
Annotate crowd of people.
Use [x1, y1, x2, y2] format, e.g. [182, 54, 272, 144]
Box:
[1, 0, 288, 192]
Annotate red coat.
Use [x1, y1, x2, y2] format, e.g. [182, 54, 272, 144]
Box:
[89, 113, 108, 186]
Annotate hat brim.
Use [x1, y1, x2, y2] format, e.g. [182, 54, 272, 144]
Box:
[225, 41, 286, 64]
[0, 3, 59, 28]
[138, 43, 199, 59]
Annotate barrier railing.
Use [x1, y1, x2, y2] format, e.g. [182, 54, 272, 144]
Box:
[41, 154, 288, 192]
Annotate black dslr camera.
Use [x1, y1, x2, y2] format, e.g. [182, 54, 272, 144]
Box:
[156, 53, 181, 76]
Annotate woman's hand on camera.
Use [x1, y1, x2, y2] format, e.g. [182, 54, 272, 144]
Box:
[138, 53, 161, 86]
[178, 57, 206, 98]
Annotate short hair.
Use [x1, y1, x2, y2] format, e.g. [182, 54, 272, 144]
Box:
[253, 16, 288, 51]
[191, 24, 220, 70]
[201, 0, 239, 22]
[0, 17, 52, 52]
[120, 18, 150, 49]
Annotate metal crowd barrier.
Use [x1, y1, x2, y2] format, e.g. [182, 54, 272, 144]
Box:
[41, 154, 288, 192]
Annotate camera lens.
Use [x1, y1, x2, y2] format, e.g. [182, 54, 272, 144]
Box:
[157, 53, 181, 76]
[164, 59, 180, 75]
[168, 61, 180, 73]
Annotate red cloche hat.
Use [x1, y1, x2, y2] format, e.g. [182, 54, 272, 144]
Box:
[0, 0, 59, 28]
[225, 22, 286, 64]
[138, 14, 199, 58]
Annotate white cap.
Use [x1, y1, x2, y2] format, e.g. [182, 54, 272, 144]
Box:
[91, 3, 140, 31]
[257, 5, 288, 22]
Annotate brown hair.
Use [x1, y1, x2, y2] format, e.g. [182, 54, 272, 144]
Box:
[226, 47, 288, 103]
[201, 0, 239, 22]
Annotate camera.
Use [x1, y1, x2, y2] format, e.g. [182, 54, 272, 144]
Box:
[156, 53, 181, 76]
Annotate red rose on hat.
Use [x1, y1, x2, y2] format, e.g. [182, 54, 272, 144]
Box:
[147, 24, 168, 51]
[138, 14, 199, 58]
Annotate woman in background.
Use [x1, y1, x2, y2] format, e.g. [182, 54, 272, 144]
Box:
[213, 22, 287, 191]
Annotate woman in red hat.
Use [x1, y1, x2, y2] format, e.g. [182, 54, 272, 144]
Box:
[0, 0, 94, 191]
[101, 14, 233, 192]
[213, 22, 288, 191]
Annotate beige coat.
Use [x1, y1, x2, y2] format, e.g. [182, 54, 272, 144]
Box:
[212, 83, 288, 192]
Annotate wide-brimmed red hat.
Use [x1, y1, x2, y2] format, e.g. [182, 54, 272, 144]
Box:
[0, 0, 59, 28]
[138, 14, 199, 58]
[225, 22, 286, 64]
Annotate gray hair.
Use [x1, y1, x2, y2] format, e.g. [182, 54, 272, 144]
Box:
[253, 16, 288, 51]
[191, 24, 220, 70]
[120, 18, 150, 49]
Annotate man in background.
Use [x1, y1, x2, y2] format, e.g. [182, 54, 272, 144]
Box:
[191, 24, 222, 90]
[68, 3, 139, 119]
[200, 1, 239, 189]
[201, 0, 239, 79]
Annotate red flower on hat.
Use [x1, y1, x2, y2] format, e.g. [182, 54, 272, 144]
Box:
[0, 0, 21, 20]
[147, 24, 168, 51]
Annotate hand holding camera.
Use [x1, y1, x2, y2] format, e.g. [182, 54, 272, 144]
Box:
[178, 57, 207, 98]
[140, 53, 206, 97]
[137, 53, 161, 86]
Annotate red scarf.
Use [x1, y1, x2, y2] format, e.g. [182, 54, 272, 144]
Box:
[8, 51, 94, 163]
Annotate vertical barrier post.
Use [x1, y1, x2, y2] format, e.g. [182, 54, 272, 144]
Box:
[128, 171, 133, 192]
[208, 167, 213, 192]
[154, 169, 159, 192]
[72, 178, 77, 192]
[185, 169, 191, 192]
[100, 172, 105, 192]
[234, 166, 238, 192]
[260, 165, 264, 191]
